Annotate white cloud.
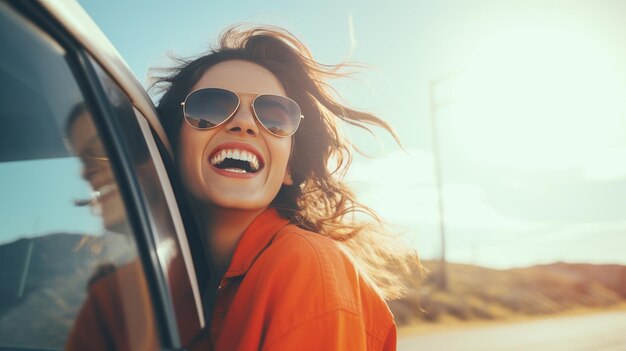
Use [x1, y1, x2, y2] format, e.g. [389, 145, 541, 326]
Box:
[448, 221, 626, 268]
[580, 146, 626, 182]
[346, 148, 435, 185]
[345, 149, 536, 233]
[345, 148, 437, 225]
[442, 184, 537, 232]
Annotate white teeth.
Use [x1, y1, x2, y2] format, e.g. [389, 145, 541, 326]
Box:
[98, 184, 116, 196]
[224, 168, 246, 173]
[210, 148, 261, 172]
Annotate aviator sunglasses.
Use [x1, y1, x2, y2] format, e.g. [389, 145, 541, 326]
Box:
[181, 88, 304, 137]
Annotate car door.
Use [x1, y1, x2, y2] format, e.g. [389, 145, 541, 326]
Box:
[0, 1, 205, 350]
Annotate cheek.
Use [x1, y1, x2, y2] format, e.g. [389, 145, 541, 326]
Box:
[272, 137, 291, 160]
[177, 127, 211, 197]
[270, 138, 293, 179]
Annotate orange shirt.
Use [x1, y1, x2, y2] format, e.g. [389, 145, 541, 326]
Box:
[66, 260, 159, 351]
[191, 208, 397, 350]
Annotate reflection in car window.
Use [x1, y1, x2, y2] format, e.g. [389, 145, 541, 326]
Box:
[88, 55, 205, 347]
[0, 4, 156, 350]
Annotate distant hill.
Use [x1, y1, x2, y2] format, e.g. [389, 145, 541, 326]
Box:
[0, 231, 135, 348]
[390, 260, 626, 327]
[530, 262, 626, 299]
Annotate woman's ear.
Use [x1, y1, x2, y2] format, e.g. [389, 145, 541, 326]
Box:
[283, 167, 293, 185]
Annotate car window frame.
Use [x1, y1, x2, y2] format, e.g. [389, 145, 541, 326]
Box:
[77, 29, 209, 351]
[74, 50, 180, 349]
[3, 1, 200, 349]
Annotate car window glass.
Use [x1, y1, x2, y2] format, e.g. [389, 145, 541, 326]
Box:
[87, 56, 205, 346]
[0, 3, 157, 350]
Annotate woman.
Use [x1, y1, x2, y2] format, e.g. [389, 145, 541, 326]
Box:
[153, 26, 419, 350]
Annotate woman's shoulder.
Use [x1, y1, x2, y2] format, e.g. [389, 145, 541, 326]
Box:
[246, 223, 395, 345]
[274, 224, 344, 259]
[253, 224, 386, 313]
[270, 224, 354, 276]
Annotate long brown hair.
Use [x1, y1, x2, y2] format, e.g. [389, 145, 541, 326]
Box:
[152, 25, 421, 300]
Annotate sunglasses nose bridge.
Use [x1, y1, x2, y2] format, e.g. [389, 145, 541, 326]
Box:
[225, 94, 260, 135]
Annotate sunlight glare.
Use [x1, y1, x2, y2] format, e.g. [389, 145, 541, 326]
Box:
[453, 25, 625, 172]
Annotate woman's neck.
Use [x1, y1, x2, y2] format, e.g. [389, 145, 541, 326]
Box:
[201, 206, 266, 279]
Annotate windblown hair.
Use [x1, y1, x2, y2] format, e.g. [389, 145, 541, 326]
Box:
[151, 25, 421, 299]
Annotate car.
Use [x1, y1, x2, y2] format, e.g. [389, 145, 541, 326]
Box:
[0, 1, 209, 350]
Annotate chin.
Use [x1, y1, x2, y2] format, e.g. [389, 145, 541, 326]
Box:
[210, 197, 269, 211]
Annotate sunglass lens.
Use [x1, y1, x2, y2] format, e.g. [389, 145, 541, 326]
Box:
[254, 95, 301, 136]
[184, 88, 238, 129]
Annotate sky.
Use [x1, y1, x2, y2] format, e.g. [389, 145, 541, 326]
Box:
[2, 0, 625, 269]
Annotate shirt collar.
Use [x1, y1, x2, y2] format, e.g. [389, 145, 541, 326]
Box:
[224, 207, 290, 278]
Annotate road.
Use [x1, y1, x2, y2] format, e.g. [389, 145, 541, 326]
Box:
[398, 310, 626, 351]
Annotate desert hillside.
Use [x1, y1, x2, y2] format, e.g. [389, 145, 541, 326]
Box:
[390, 260, 626, 327]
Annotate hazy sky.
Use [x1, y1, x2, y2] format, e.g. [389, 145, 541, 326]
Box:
[3, 0, 624, 269]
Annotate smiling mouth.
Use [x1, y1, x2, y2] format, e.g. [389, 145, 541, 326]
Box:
[210, 148, 262, 174]
[74, 183, 117, 207]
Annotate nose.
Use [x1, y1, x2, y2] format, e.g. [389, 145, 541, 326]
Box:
[224, 97, 259, 136]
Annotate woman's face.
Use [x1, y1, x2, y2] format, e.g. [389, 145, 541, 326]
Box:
[69, 112, 126, 229]
[177, 60, 293, 210]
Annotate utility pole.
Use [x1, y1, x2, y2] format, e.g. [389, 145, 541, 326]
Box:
[429, 70, 464, 291]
